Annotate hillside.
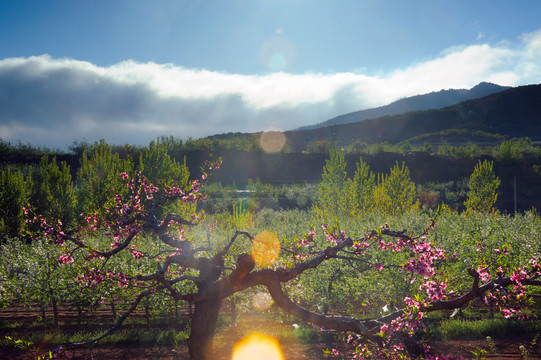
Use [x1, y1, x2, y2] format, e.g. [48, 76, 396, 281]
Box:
[283, 83, 541, 150]
[296, 82, 510, 130]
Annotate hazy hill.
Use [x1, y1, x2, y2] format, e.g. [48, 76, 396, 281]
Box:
[283, 83, 541, 150]
[297, 82, 510, 130]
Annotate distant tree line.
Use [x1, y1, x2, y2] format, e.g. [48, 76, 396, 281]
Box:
[0, 134, 536, 240]
[1, 133, 539, 159]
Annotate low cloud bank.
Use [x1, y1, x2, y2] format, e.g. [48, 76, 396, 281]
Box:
[1, 30, 540, 148]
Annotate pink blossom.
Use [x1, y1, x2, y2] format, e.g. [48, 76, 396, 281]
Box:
[477, 266, 491, 282]
[404, 297, 420, 309]
[58, 253, 74, 265]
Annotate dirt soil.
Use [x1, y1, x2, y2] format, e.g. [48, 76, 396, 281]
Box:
[4, 332, 541, 360]
[3, 340, 328, 359]
[4, 339, 541, 359]
[2, 306, 541, 359]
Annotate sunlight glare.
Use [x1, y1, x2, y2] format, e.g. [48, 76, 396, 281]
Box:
[232, 332, 284, 360]
[252, 230, 281, 268]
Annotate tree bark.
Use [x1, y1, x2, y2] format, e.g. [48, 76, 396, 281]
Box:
[110, 299, 117, 320]
[189, 298, 222, 360]
[230, 298, 236, 326]
[51, 296, 59, 330]
[77, 307, 83, 326]
[41, 307, 46, 324]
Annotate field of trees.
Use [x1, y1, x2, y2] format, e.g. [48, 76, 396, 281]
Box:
[1, 137, 541, 359]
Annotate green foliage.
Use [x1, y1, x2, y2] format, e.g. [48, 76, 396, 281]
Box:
[373, 161, 418, 216]
[204, 181, 318, 216]
[419, 180, 469, 210]
[167, 134, 262, 152]
[436, 319, 541, 340]
[202, 182, 240, 214]
[464, 160, 500, 214]
[347, 140, 369, 154]
[348, 156, 375, 216]
[138, 138, 193, 218]
[27, 156, 76, 230]
[438, 140, 454, 156]
[138, 138, 189, 188]
[400, 140, 413, 152]
[0, 168, 27, 239]
[496, 138, 535, 163]
[305, 139, 336, 154]
[421, 142, 433, 153]
[247, 179, 280, 212]
[0, 238, 77, 327]
[75, 140, 134, 218]
[314, 148, 350, 220]
[226, 199, 254, 230]
[0, 138, 63, 157]
[316, 153, 418, 219]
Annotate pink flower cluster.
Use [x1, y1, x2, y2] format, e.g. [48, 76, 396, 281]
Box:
[477, 265, 491, 282]
[77, 268, 129, 289]
[58, 250, 74, 265]
[402, 238, 446, 278]
[321, 223, 346, 245]
[419, 280, 447, 302]
[77, 268, 106, 289]
[24, 208, 67, 245]
[296, 227, 316, 248]
[129, 245, 144, 260]
[510, 267, 528, 285]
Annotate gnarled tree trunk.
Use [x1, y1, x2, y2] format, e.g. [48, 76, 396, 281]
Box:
[189, 298, 222, 360]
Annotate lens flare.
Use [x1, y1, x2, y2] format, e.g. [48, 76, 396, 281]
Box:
[260, 36, 294, 72]
[252, 230, 281, 268]
[252, 291, 273, 311]
[260, 131, 286, 153]
[232, 332, 284, 360]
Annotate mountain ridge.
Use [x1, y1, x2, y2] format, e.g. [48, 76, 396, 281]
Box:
[296, 82, 511, 130]
[283, 83, 541, 150]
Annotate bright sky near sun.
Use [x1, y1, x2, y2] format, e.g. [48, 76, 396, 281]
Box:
[1, 0, 541, 148]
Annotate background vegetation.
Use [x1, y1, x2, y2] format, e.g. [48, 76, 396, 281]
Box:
[1, 134, 540, 357]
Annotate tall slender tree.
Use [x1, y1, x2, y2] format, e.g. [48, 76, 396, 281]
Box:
[348, 156, 375, 216]
[0, 168, 26, 239]
[314, 148, 349, 220]
[373, 161, 418, 216]
[75, 140, 134, 219]
[27, 156, 76, 231]
[465, 159, 500, 213]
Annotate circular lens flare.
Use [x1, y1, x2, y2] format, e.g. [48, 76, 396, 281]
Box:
[252, 231, 281, 268]
[260, 36, 294, 72]
[260, 131, 286, 153]
[269, 54, 287, 72]
[232, 332, 284, 360]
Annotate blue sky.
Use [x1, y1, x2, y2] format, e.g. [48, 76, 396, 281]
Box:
[1, 0, 541, 148]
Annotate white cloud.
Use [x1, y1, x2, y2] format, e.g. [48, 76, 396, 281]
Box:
[1, 29, 540, 148]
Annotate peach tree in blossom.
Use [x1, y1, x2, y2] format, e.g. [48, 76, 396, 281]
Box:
[27, 160, 541, 360]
